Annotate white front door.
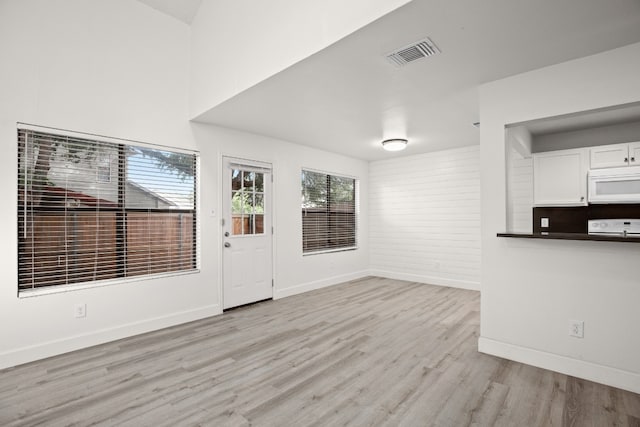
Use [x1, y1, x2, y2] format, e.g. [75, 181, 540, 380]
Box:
[222, 157, 273, 309]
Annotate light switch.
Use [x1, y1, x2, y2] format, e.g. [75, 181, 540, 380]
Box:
[541, 218, 549, 228]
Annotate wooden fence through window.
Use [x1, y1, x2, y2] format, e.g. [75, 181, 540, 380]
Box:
[18, 212, 194, 290]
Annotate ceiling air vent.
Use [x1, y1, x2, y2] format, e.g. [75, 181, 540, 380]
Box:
[385, 37, 440, 67]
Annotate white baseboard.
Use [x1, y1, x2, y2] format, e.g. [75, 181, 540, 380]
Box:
[369, 269, 480, 291]
[274, 271, 369, 299]
[0, 304, 222, 370]
[478, 336, 640, 394]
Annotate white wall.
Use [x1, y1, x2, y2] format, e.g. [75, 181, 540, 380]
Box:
[189, 0, 412, 118]
[369, 146, 480, 290]
[0, 0, 221, 369]
[479, 42, 640, 393]
[0, 0, 371, 369]
[192, 124, 370, 299]
[534, 120, 640, 153]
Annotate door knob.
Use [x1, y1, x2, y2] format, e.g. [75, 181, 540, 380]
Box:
[224, 242, 231, 248]
[224, 231, 230, 237]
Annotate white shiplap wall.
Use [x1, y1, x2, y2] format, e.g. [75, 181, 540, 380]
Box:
[506, 146, 534, 233]
[369, 145, 480, 290]
[506, 127, 534, 233]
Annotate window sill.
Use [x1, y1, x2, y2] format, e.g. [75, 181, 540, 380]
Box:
[18, 269, 200, 298]
[303, 247, 358, 256]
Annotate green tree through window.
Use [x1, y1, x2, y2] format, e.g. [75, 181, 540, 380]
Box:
[301, 170, 356, 253]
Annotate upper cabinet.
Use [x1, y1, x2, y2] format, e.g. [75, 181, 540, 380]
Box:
[630, 142, 640, 166]
[533, 148, 588, 207]
[590, 141, 640, 169]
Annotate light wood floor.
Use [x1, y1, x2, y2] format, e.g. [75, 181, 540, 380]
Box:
[1, 277, 639, 426]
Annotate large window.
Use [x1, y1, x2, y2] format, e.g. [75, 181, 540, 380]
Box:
[301, 169, 356, 254]
[17, 127, 198, 294]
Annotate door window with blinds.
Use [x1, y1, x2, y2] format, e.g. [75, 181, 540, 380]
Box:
[301, 169, 357, 254]
[17, 127, 198, 294]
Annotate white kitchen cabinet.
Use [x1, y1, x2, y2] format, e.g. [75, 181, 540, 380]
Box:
[533, 148, 588, 206]
[590, 141, 640, 169]
[629, 141, 640, 166]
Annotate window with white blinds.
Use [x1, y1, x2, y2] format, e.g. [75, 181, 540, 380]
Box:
[301, 169, 357, 254]
[17, 127, 198, 293]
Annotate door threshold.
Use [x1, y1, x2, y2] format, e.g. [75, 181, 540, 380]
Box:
[223, 298, 273, 312]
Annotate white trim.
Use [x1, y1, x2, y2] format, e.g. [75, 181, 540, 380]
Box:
[369, 269, 480, 291]
[301, 166, 358, 181]
[301, 168, 358, 255]
[227, 162, 272, 173]
[195, 154, 202, 270]
[225, 156, 272, 170]
[17, 124, 201, 295]
[220, 155, 275, 309]
[17, 122, 199, 155]
[303, 246, 358, 256]
[478, 337, 640, 394]
[0, 304, 221, 370]
[18, 270, 201, 298]
[274, 270, 369, 299]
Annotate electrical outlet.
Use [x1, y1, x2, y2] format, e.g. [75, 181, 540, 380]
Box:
[541, 218, 549, 228]
[569, 320, 584, 338]
[74, 303, 87, 318]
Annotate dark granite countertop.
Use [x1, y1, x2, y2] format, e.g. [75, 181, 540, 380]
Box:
[497, 232, 640, 243]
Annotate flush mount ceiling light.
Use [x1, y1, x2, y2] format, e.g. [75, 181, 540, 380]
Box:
[382, 138, 408, 152]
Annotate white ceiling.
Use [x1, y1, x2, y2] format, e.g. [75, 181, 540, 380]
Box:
[136, 0, 202, 24]
[192, 0, 640, 161]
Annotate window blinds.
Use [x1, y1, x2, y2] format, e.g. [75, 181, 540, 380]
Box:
[301, 169, 357, 253]
[17, 127, 198, 293]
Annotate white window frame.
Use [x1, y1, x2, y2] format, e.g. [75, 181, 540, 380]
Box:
[301, 168, 358, 255]
[17, 123, 200, 297]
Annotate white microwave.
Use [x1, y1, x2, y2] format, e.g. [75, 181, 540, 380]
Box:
[588, 166, 640, 203]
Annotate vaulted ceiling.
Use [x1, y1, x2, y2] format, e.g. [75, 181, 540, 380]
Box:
[138, 0, 640, 160]
[136, 0, 203, 24]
